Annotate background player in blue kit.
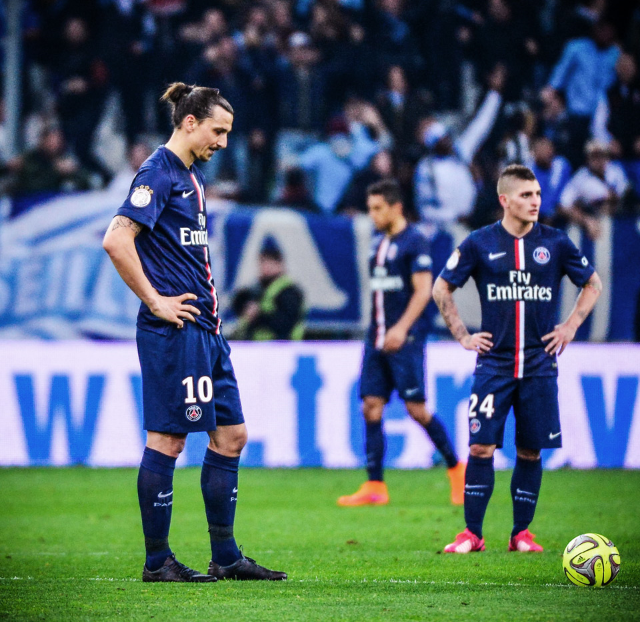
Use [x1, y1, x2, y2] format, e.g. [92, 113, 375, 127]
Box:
[338, 179, 466, 508]
[103, 83, 286, 582]
[433, 164, 602, 554]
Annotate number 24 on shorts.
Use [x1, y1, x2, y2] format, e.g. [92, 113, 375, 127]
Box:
[469, 393, 495, 419]
[182, 375, 213, 404]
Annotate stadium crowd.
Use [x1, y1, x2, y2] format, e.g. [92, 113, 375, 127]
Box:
[0, 0, 639, 239]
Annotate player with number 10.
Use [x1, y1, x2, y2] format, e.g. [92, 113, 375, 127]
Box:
[103, 83, 286, 582]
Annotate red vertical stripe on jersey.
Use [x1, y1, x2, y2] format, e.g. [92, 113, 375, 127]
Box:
[374, 237, 391, 349]
[190, 173, 219, 333]
[514, 239, 525, 378]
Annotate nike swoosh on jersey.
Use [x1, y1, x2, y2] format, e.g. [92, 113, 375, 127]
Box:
[489, 252, 507, 260]
[182, 190, 195, 198]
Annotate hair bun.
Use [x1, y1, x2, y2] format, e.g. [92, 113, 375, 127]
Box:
[161, 82, 194, 104]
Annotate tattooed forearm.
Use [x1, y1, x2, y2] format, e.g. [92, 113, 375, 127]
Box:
[110, 215, 143, 236]
[435, 289, 470, 343]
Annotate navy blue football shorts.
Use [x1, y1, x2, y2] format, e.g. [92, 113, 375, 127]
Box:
[359, 338, 426, 402]
[136, 322, 245, 434]
[467, 374, 561, 450]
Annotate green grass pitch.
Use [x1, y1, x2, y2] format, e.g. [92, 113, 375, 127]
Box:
[1, 467, 639, 621]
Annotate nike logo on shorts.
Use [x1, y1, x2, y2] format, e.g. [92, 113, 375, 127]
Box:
[549, 431, 561, 440]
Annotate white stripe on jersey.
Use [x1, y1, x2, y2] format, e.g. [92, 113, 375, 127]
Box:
[515, 238, 525, 379]
[374, 237, 391, 349]
[190, 173, 219, 333]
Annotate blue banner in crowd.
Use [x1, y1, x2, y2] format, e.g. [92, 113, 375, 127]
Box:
[0, 191, 638, 339]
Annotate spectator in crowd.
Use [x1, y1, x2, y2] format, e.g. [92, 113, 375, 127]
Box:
[538, 88, 573, 162]
[593, 52, 640, 162]
[559, 139, 630, 239]
[531, 136, 572, 223]
[376, 65, 431, 154]
[414, 65, 504, 236]
[338, 150, 395, 216]
[6, 127, 92, 197]
[475, 0, 540, 103]
[108, 141, 153, 196]
[276, 167, 319, 212]
[186, 37, 255, 193]
[54, 17, 110, 181]
[298, 102, 390, 214]
[498, 105, 536, 168]
[542, 20, 620, 168]
[276, 32, 327, 132]
[100, 0, 153, 148]
[371, 0, 421, 77]
[230, 240, 305, 341]
[179, 8, 228, 50]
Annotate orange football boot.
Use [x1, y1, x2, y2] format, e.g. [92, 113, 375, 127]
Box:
[337, 481, 389, 506]
[447, 461, 466, 505]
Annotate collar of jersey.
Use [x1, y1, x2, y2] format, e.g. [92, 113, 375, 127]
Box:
[160, 145, 194, 173]
[497, 220, 538, 241]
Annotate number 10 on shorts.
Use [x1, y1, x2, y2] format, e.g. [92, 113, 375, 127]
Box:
[469, 393, 495, 419]
[182, 376, 214, 404]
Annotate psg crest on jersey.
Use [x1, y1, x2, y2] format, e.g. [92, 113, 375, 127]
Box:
[533, 246, 551, 265]
[130, 185, 153, 208]
[185, 405, 202, 422]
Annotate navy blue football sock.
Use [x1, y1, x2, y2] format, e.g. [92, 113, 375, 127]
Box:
[464, 455, 495, 539]
[138, 447, 176, 571]
[365, 420, 385, 482]
[424, 414, 459, 468]
[201, 448, 242, 566]
[511, 456, 543, 537]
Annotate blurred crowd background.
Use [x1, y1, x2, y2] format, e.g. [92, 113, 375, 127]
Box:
[0, 0, 639, 236]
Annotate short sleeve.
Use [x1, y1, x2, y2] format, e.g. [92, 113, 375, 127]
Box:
[116, 166, 172, 230]
[561, 234, 595, 287]
[438, 235, 477, 288]
[410, 234, 433, 273]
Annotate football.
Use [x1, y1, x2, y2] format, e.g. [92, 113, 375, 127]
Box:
[562, 533, 621, 587]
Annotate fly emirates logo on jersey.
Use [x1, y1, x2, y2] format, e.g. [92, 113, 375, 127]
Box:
[487, 270, 552, 302]
[180, 213, 208, 247]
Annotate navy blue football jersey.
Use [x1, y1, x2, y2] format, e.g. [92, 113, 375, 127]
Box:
[439, 221, 594, 378]
[368, 224, 433, 347]
[116, 146, 220, 334]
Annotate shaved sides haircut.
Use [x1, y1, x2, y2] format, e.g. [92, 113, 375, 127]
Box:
[497, 164, 537, 195]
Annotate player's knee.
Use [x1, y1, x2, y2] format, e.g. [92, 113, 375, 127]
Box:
[516, 447, 541, 461]
[362, 397, 384, 423]
[209, 425, 248, 457]
[147, 432, 187, 457]
[469, 444, 495, 459]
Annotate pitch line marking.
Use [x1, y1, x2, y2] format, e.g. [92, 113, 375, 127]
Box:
[1, 577, 637, 591]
